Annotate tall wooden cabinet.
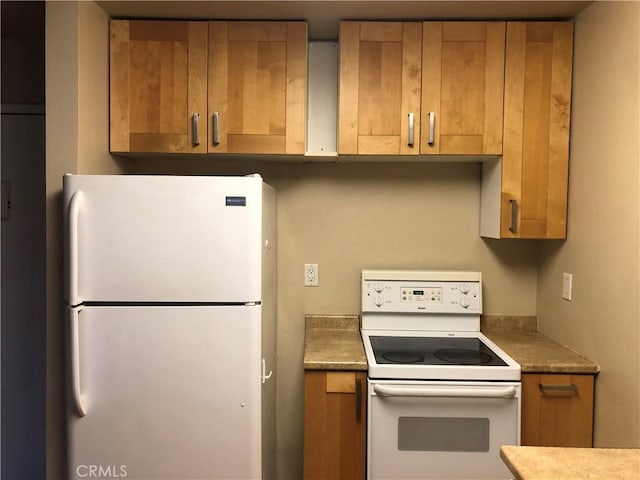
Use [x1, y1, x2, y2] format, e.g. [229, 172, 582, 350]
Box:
[208, 21, 307, 154]
[521, 373, 595, 447]
[304, 371, 366, 480]
[110, 20, 307, 155]
[421, 22, 505, 155]
[498, 22, 574, 238]
[338, 21, 422, 155]
[110, 20, 208, 154]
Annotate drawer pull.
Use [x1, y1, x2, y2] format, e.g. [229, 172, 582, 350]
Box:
[539, 383, 577, 395]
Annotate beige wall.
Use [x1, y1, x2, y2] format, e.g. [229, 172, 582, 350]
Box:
[77, 1, 120, 175]
[45, 2, 122, 478]
[537, 1, 640, 447]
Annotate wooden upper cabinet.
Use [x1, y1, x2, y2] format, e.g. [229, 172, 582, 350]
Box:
[421, 22, 505, 155]
[110, 20, 208, 154]
[501, 22, 573, 238]
[338, 22, 422, 155]
[110, 20, 307, 155]
[208, 21, 307, 154]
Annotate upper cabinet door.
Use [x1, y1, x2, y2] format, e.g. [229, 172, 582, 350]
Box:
[208, 21, 307, 154]
[338, 22, 422, 155]
[421, 22, 505, 155]
[110, 20, 208, 153]
[501, 22, 573, 238]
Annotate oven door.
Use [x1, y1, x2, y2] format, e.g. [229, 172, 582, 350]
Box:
[368, 380, 521, 480]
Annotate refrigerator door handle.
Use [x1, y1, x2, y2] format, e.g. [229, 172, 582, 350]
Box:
[70, 307, 87, 417]
[262, 358, 273, 384]
[69, 190, 84, 306]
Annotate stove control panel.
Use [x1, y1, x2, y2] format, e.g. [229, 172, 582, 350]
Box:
[401, 287, 442, 304]
[361, 270, 482, 315]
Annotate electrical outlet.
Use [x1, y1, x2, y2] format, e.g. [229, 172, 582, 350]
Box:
[563, 272, 573, 301]
[304, 264, 319, 287]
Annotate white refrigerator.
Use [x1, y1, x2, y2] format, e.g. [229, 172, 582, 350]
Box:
[63, 174, 277, 480]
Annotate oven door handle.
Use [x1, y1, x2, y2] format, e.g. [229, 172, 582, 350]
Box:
[373, 385, 517, 399]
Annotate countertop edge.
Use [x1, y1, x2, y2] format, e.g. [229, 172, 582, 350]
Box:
[500, 445, 640, 480]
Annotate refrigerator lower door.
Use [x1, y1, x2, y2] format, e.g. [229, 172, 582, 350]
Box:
[68, 305, 262, 480]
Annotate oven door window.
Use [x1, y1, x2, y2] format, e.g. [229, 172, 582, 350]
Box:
[398, 416, 490, 452]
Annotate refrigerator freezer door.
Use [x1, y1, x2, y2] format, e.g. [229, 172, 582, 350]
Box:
[64, 175, 264, 304]
[68, 305, 262, 480]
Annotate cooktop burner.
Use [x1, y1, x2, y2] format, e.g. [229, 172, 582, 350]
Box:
[382, 351, 426, 363]
[433, 348, 494, 365]
[370, 336, 508, 367]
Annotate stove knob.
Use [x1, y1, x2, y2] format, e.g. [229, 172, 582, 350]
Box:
[374, 296, 384, 307]
[460, 283, 470, 294]
[460, 297, 471, 309]
[374, 282, 384, 293]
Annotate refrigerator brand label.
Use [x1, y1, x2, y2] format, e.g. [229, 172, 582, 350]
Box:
[225, 196, 246, 206]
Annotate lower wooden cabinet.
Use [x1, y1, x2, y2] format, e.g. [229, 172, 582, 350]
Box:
[304, 370, 366, 480]
[521, 373, 595, 447]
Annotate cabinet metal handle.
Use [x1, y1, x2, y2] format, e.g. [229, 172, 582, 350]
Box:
[407, 112, 415, 147]
[509, 199, 518, 233]
[212, 112, 220, 146]
[355, 377, 363, 422]
[539, 383, 577, 394]
[428, 111, 435, 146]
[192, 113, 200, 146]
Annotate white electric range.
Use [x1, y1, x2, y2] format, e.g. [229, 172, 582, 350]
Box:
[360, 269, 521, 480]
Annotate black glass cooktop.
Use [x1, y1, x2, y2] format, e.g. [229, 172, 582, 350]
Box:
[369, 336, 508, 366]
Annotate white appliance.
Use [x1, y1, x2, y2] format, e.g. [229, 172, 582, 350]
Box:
[360, 270, 521, 480]
[63, 174, 276, 480]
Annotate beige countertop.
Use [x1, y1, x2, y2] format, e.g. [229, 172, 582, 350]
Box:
[303, 314, 599, 374]
[500, 446, 640, 479]
[303, 314, 367, 371]
[482, 316, 600, 374]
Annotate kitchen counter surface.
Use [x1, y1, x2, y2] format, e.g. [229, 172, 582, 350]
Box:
[482, 316, 599, 374]
[500, 445, 640, 479]
[303, 314, 598, 374]
[303, 314, 367, 371]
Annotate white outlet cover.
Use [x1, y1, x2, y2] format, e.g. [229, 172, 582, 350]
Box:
[563, 273, 572, 301]
[305, 264, 319, 287]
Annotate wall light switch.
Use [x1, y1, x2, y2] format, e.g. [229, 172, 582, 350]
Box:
[563, 273, 573, 301]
